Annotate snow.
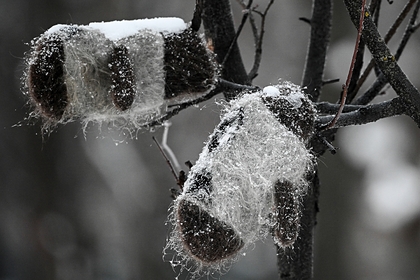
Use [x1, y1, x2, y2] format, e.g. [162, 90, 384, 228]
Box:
[46, 24, 71, 34]
[263, 84, 305, 108]
[263, 86, 280, 97]
[88, 18, 187, 40]
[46, 17, 187, 41]
[285, 92, 304, 108]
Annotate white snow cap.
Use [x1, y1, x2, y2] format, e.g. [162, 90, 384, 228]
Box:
[263, 83, 305, 108]
[263, 85, 280, 97]
[47, 17, 188, 41]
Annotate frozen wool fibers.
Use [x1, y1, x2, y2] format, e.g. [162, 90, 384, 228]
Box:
[24, 18, 217, 132]
[165, 82, 316, 277]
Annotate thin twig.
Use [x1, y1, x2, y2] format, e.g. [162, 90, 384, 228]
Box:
[235, 0, 275, 80]
[346, 38, 365, 103]
[247, 8, 260, 46]
[217, 78, 260, 90]
[161, 122, 181, 171]
[324, 0, 366, 129]
[145, 79, 259, 128]
[221, 0, 253, 67]
[247, 0, 275, 80]
[236, 0, 260, 47]
[298, 17, 311, 25]
[354, 74, 388, 105]
[145, 88, 221, 128]
[152, 136, 180, 186]
[202, 0, 250, 100]
[322, 78, 340, 85]
[384, 0, 417, 43]
[395, 0, 420, 60]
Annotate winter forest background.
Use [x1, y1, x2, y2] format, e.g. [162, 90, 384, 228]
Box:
[1, 0, 420, 279]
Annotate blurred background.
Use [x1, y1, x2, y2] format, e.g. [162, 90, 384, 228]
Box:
[1, 0, 420, 279]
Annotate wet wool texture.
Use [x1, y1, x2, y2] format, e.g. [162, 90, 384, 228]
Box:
[24, 19, 217, 132]
[165, 82, 316, 277]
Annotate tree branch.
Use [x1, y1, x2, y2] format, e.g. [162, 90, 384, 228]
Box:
[325, 0, 366, 129]
[315, 102, 363, 114]
[234, 0, 275, 81]
[144, 79, 259, 128]
[352, 0, 418, 101]
[237, 0, 260, 47]
[202, 0, 251, 100]
[316, 97, 406, 128]
[301, 0, 333, 102]
[344, 0, 420, 126]
[221, 0, 253, 68]
[247, 0, 275, 81]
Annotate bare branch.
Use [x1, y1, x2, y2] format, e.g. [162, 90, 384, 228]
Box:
[144, 79, 258, 128]
[217, 78, 260, 90]
[145, 89, 221, 128]
[324, 0, 366, 130]
[315, 102, 363, 114]
[301, 0, 332, 102]
[344, 0, 420, 126]
[247, 0, 275, 81]
[346, 37, 365, 103]
[202, 0, 251, 100]
[235, 0, 275, 81]
[221, 0, 253, 68]
[394, 0, 420, 60]
[353, 0, 420, 106]
[316, 97, 406, 128]
[235, 0, 260, 55]
[352, 0, 418, 97]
